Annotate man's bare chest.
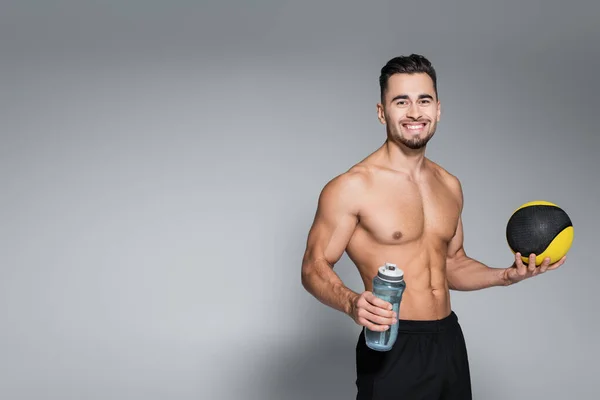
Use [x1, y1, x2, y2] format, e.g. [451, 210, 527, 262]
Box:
[357, 179, 460, 245]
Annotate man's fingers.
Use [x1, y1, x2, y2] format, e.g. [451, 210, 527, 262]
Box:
[515, 253, 528, 276]
[507, 252, 566, 285]
[366, 304, 396, 319]
[364, 292, 393, 311]
[356, 292, 397, 326]
[546, 255, 566, 271]
[361, 293, 395, 317]
[528, 254, 537, 272]
[359, 317, 390, 332]
[538, 257, 551, 273]
[357, 307, 397, 326]
[357, 296, 396, 321]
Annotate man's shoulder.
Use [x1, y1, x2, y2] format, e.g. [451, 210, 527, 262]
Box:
[319, 163, 372, 202]
[325, 164, 371, 190]
[428, 159, 463, 197]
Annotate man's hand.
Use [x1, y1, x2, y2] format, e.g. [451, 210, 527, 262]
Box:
[503, 252, 567, 285]
[349, 291, 397, 331]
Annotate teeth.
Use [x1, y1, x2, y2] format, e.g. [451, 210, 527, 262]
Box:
[406, 124, 424, 130]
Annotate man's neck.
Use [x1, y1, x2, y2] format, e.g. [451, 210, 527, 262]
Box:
[382, 139, 427, 177]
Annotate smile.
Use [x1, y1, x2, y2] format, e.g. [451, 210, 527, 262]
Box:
[402, 122, 427, 131]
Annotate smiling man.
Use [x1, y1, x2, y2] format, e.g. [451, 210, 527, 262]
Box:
[300, 54, 566, 399]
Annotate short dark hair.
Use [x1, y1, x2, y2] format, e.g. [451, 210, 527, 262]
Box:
[379, 54, 438, 101]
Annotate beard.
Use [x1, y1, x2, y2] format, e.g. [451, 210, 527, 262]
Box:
[389, 122, 437, 150]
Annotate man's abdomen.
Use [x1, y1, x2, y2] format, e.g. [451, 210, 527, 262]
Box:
[397, 286, 451, 320]
[351, 241, 452, 321]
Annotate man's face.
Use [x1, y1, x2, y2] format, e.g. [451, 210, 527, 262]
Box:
[377, 73, 441, 150]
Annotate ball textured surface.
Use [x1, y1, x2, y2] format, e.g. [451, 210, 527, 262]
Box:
[506, 200, 573, 265]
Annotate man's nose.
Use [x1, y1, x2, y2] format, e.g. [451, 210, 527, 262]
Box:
[406, 104, 421, 119]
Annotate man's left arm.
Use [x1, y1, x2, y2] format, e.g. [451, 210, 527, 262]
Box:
[445, 181, 566, 291]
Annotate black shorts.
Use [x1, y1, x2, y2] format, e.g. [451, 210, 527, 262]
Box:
[355, 311, 472, 400]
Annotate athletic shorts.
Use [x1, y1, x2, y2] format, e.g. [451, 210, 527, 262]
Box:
[355, 311, 472, 400]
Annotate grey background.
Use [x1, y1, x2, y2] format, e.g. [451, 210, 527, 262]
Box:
[1, 1, 599, 399]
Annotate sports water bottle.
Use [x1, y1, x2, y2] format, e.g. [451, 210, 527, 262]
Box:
[364, 262, 406, 352]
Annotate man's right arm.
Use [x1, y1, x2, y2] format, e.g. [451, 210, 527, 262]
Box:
[301, 173, 361, 316]
[301, 172, 396, 331]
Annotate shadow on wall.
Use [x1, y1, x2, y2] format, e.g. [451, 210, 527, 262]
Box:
[261, 308, 360, 400]
[234, 211, 367, 399]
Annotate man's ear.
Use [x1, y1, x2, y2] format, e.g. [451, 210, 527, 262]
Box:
[377, 103, 386, 125]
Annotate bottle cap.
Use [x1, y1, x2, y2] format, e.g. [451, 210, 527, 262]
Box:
[377, 262, 404, 282]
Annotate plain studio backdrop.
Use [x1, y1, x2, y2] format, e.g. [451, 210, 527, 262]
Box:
[1, 1, 599, 399]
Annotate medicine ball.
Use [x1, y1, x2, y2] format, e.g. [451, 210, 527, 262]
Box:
[506, 200, 573, 266]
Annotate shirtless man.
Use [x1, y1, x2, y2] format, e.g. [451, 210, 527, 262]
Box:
[300, 54, 566, 399]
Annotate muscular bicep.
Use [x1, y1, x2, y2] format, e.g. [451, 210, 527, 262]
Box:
[305, 203, 358, 267]
[302, 175, 362, 268]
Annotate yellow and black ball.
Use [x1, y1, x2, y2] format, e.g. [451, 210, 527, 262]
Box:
[506, 200, 573, 265]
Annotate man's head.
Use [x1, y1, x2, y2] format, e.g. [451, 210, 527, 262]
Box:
[377, 54, 441, 150]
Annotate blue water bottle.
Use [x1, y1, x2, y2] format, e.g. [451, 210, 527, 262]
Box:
[364, 262, 406, 352]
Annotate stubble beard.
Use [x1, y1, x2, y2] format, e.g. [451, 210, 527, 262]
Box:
[390, 123, 437, 150]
